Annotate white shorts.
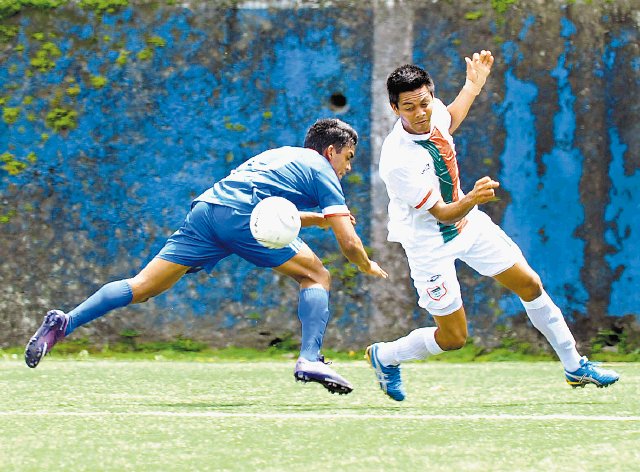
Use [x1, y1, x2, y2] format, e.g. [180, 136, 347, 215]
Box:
[403, 211, 524, 316]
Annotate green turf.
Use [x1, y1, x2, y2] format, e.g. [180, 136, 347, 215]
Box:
[1, 359, 638, 471]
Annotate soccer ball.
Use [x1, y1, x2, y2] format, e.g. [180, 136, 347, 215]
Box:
[250, 196, 301, 249]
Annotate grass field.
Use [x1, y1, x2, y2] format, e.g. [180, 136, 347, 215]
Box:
[1, 358, 638, 471]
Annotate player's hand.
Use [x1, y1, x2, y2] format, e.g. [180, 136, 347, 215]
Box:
[464, 50, 494, 96]
[360, 260, 388, 278]
[470, 176, 500, 204]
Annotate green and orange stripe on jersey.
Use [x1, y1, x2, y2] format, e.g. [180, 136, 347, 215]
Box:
[416, 127, 467, 243]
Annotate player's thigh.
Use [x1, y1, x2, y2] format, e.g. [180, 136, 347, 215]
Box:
[128, 257, 190, 303]
[156, 201, 233, 273]
[273, 243, 330, 290]
[461, 213, 524, 277]
[493, 260, 542, 301]
[433, 306, 468, 348]
[404, 245, 463, 316]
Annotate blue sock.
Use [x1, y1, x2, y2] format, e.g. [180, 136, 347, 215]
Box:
[297, 287, 330, 361]
[65, 280, 133, 335]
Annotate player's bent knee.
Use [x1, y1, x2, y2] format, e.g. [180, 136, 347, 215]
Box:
[440, 335, 467, 351]
[319, 266, 331, 286]
[131, 288, 155, 304]
[307, 265, 331, 290]
[521, 273, 543, 302]
[436, 329, 467, 351]
[129, 280, 164, 304]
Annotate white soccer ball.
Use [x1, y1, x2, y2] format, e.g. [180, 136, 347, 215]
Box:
[250, 196, 301, 249]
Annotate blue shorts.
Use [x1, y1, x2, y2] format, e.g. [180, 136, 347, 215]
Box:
[157, 201, 302, 272]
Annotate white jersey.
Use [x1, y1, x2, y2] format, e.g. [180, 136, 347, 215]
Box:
[379, 98, 480, 248]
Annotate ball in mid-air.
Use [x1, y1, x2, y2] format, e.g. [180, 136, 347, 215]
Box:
[250, 196, 301, 249]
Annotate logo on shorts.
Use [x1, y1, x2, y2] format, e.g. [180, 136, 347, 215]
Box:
[426, 282, 447, 301]
[421, 162, 431, 174]
[428, 274, 441, 282]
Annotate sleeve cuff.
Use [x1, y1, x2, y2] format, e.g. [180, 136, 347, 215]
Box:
[415, 190, 438, 210]
[322, 204, 350, 217]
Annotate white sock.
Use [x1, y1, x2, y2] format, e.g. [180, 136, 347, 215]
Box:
[377, 327, 444, 366]
[521, 290, 582, 372]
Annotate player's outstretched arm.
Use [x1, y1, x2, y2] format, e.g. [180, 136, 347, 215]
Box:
[327, 215, 388, 278]
[429, 176, 499, 225]
[300, 211, 329, 228]
[447, 49, 494, 134]
[299, 211, 356, 229]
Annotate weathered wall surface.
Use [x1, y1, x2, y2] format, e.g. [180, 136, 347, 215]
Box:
[369, 0, 640, 351]
[1, 0, 638, 351]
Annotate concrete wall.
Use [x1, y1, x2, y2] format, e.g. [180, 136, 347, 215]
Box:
[1, 0, 638, 351]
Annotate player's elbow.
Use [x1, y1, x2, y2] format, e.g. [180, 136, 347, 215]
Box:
[431, 210, 459, 226]
[437, 216, 459, 226]
[429, 202, 459, 226]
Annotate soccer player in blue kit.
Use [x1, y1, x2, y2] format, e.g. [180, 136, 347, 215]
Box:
[25, 118, 388, 395]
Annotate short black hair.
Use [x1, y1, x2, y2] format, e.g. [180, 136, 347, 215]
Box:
[304, 118, 358, 155]
[387, 64, 435, 106]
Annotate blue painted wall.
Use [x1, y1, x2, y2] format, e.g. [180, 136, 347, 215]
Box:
[413, 4, 639, 343]
[0, 4, 375, 347]
[1, 1, 638, 349]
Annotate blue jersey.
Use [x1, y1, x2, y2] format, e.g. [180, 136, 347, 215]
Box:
[195, 146, 350, 216]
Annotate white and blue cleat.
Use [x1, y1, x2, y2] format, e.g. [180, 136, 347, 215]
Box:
[294, 356, 353, 395]
[365, 343, 406, 401]
[565, 356, 620, 388]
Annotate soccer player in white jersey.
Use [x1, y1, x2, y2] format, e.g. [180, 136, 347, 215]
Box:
[25, 118, 388, 395]
[365, 52, 619, 401]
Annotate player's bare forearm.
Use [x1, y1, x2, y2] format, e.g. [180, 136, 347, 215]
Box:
[429, 176, 499, 225]
[340, 238, 370, 269]
[299, 211, 329, 228]
[300, 211, 356, 228]
[447, 49, 494, 134]
[447, 88, 478, 135]
[429, 195, 477, 225]
[328, 215, 388, 278]
[341, 243, 387, 279]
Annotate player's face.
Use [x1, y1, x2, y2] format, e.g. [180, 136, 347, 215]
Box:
[327, 144, 355, 179]
[392, 85, 434, 135]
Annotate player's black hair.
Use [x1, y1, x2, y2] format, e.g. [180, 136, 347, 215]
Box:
[387, 64, 435, 106]
[304, 118, 358, 155]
